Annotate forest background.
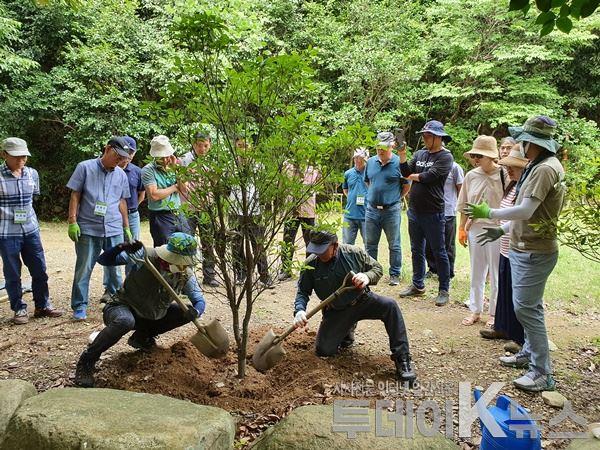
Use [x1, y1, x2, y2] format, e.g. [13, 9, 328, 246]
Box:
[0, 0, 598, 219]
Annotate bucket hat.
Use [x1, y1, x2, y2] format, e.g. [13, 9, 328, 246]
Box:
[150, 135, 175, 158]
[463, 135, 498, 159]
[416, 120, 452, 142]
[499, 146, 529, 169]
[155, 232, 201, 266]
[508, 115, 560, 154]
[353, 147, 369, 160]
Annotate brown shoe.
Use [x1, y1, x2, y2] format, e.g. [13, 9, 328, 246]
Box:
[34, 306, 64, 318]
[13, 308, 29, 325]
[479, 328, 508, 340]
[504, 341, 522, 354]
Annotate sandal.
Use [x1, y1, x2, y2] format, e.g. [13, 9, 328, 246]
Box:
[461, 314, 481, 326]
[486, 317, 495, 328]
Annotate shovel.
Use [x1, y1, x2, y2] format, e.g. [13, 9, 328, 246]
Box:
[137, 248, 230, 358]
[252, 271, 359, 372]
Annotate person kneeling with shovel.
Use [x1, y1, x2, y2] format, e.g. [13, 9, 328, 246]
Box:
[75, 232, 205, 388]
[293, 231, 416, 384]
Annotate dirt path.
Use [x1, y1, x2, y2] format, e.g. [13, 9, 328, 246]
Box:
[0, 223, 598, 448]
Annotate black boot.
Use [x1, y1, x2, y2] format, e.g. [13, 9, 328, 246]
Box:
[394, 354, 416, 386]
[74, 354, 96, 388]
[339, 323, 357, 349]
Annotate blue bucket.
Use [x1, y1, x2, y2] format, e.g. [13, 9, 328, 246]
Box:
[474, 389, 541, 450]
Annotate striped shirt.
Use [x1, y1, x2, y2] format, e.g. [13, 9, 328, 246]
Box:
[0, 163, 40, 238]
[499, 186, 517, 257]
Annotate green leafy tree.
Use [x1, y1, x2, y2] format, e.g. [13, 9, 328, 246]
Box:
[508, 0, 600, 35]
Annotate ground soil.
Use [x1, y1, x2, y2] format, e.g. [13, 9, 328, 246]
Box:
[1, 223, 599, 448]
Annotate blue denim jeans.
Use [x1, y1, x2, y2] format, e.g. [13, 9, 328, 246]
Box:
[365, 204, 402, 276]
[0, 232, 50, 312]
[509, 250, 558, 376]
[72, 234, 123, 312]
[407, 209, 450, 292]
[342, 218, 366, 246]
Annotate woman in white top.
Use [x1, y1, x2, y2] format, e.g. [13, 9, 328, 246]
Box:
[457, 135, 505, 327]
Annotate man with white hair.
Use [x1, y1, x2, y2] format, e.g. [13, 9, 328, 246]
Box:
[342, 147, 369, 246]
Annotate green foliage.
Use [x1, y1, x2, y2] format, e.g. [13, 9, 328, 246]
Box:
[509, 0, 599, 34]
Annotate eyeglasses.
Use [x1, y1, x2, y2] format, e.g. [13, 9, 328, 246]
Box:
[111, 147, 129, 161]
[470, 154, 484, 159]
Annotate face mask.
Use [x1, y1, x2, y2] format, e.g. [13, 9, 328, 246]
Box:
[169, 264, 184, 273]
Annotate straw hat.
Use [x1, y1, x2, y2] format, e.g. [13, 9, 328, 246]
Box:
[463, 135, 498, 159]
[499, 146, 529, 169]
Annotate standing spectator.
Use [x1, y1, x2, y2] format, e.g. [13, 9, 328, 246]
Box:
[342, 148, 369, 246]
[468, 115, 565, 392]
[180, 132, 218, 287]
[117, 136, 145, 276]
[457, 135, 504, 326]
[499, 137, 516, 159]
[67, 137, 132, 320]
[278, 164, 319, 281]
[364, 132, 410, 286]
[424, 158, 463, 279]
[479, 145, 527, 344]
[0, 138, 63, 324]
[142, 135, 189, 247]
[398, 121, 454, 306]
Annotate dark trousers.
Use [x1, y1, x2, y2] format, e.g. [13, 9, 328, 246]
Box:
[0, 232, 49, 312]
[315, 292, 410, 360]
[188, 216, 216, 282]
[281, 217, 314, 273]
[148, 211, 190, 247]
[425, 215, 457, 278]
[407, 209, 450, 292]
[231, 215, 269, 282]
[494, 254, 525, 345]
[82, 302, 191, 363]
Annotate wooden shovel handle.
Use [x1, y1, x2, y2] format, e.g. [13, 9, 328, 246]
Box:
[272, 271, 360, 345]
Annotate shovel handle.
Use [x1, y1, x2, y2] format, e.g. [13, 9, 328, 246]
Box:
[142, 252, 205, 333]
[272, 271, 359, 346]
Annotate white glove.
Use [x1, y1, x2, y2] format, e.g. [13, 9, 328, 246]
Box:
[352, 272, 370, 289]
[293, 310, 308, 328]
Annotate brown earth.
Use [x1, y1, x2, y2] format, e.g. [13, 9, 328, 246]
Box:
[1, 223, 599, 448]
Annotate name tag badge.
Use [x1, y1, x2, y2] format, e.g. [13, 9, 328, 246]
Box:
[356, 195, 365, 206]
[94, 201, 108, 216]
[14, 209, 27, 224]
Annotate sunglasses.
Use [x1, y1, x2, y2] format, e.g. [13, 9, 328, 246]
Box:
[470, 154, 484, 159]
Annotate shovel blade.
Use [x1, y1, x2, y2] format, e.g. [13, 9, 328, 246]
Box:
[252, 329, 287, 372]
[190, 319, 229, 358]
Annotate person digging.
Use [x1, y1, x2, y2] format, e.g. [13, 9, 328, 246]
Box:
[74, 232, 206, 388]
[292, 231, 416, 384]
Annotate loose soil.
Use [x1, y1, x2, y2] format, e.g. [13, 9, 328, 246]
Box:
[1, 223, 599, 448]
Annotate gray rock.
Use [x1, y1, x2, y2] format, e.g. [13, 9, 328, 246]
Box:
[1, 388, 235, 450]
[541, 391, 567, 408]
[566, 435, 600, 449]
[252, 404, 458, 449]
[548, 340, 558, 351]
[0, 379, 36, 440]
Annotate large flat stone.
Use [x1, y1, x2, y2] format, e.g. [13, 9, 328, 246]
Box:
[252, 404, 459, 449]
[0, 379, 36, 440]
[1, 388, 235, 450]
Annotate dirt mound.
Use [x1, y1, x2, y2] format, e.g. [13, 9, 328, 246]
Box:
[96, 327, 395, 416]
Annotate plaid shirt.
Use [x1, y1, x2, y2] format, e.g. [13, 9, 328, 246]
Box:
[0, 163, 40, 238]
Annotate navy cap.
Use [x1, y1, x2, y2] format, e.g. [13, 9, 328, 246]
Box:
[108, 136, 134, 157]
[122, 136, 137, 152]
[306, 231, 338, 255]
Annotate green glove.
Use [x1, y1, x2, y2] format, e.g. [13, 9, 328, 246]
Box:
[465, 201, 491, 219]
[124, 227, 133, 242]
[68, 223, 81, 243]
[476, 227, 504, 245]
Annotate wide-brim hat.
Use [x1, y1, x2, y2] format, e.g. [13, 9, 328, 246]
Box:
[150, 135, 175, 158]
[416, 120, 452, 142]
[463, 135, 498, 159]
[306, 230, 338, 255]
[155, 232, 201, 266]
[499, 147, 529, 169]
[2, 137, 31, 157]
[508, 115, 561, 154]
